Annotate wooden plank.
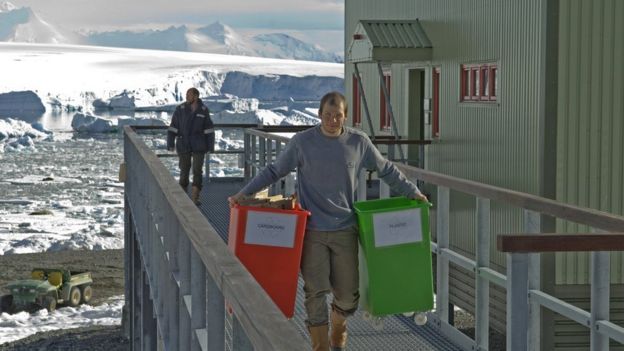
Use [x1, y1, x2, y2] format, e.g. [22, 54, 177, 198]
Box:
[497, 233, 624, 253]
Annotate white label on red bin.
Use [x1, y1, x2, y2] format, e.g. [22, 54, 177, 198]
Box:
[372, 208, 423, 248]
[244, 211, 298, 248]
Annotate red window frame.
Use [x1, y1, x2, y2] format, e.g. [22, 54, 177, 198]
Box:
[432, 67, 440, 138]
[352, 75, 361, 127]
[380, 73, 391, 130]
[460, 63, 497, 102]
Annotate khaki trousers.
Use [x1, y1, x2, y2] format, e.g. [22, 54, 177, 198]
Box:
[300, 227, 359, 327]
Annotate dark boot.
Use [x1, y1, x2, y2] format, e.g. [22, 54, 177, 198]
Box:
[191, 186, 201, 205]
[308, 324, 329, 351]
[330, 310, 347, 350]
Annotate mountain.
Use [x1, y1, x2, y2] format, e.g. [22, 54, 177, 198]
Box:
[191, 22, 256, 56]
[0, 2, 343, 62]
[88, 26, 189, 51]
[0, 1, 83, 44]
[192, 22, 343, 62]
[252, 33, 343, 63]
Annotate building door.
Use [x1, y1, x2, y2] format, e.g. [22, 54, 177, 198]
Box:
[407, 69, 425, 167]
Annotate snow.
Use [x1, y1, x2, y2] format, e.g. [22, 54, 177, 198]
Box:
[0, 40, 340, 344]
[0, 295, 123, 345]
[71, 113, 116, 133]
[0, 43, 342, 118]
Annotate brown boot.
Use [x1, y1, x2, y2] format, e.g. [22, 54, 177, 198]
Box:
[330, 310, 347, 350]
[308, 324, 329, 351]
[191, 186, 201, 205]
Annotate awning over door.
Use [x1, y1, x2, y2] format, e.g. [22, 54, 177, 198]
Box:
[347, 19, 433, 63]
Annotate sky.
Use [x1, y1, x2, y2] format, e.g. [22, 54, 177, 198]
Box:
[7, 0, 345, 31]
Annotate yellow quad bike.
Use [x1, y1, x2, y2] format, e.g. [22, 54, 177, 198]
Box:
[0, 268, 93, 313]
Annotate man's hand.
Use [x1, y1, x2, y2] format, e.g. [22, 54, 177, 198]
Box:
[167, 147, 174, 152]
[410, 192, 429, 203]
[228, 192, 245, 207]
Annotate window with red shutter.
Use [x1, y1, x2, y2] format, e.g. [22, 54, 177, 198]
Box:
[460, 63, 498, 103]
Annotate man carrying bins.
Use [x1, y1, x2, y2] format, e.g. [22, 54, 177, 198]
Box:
[228, 92, 427, 351]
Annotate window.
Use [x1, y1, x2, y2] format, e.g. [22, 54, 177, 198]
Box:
[352, 74, 361, 127]
[460, 63, 497, 102]
[380, 72, 391, 130]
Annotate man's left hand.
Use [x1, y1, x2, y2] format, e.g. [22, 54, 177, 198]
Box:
[410, 193, 429, 203]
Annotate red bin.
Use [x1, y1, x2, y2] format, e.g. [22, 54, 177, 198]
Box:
[228, 204, 310, 318]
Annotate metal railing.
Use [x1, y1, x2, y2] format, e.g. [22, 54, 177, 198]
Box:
[245, 128, 624, 351]
[498, 233, 624, 350]
[123, 125, 308, 351]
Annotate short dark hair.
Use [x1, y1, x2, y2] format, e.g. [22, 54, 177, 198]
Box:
[187, 87, 200, 97]
[318, 91, 347, 116]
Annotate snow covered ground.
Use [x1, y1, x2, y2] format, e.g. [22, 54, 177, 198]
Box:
[0, 295, 124, 344]
[0, 42, 341, 343]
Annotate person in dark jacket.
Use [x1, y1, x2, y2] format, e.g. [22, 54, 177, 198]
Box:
[167, 87, 215, 205]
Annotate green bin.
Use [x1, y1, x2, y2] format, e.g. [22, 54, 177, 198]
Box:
[354, 196, 434, 316]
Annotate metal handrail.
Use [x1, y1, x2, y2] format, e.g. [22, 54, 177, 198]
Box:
[244, 128, 624, 351]
[123, 125, 308, 350]
[498, 233, 624, 350]
[395, 163, 624, 232]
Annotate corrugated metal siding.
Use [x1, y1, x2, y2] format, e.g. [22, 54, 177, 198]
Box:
[346, 0, 544, 274]
[556, 0, 624, 285]
[345, 0, 545, 334]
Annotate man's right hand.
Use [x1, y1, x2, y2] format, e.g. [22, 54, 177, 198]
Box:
[227, 192, 244, 207]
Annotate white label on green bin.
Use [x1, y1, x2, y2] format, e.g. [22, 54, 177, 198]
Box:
[244, 211, 298, 248]
[372, 208, 422, 247]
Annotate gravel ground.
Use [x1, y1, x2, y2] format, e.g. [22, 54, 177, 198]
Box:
[0, 249, 129, 351]
[0, 249, 505, 350]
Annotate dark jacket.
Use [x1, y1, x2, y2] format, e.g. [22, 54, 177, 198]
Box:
[167, 101, 215, 154]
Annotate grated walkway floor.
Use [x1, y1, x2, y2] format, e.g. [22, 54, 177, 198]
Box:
[196, 178, 463, 351]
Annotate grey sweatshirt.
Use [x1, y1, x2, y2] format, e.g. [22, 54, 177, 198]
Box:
[239, 126, 422, 231]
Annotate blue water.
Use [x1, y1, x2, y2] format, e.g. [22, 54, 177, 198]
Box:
[0, 108, 170, 132]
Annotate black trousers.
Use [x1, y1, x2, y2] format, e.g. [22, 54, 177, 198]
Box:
[179, 152, 205, 190]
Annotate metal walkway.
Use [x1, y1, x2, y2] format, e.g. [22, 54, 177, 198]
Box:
[196, 178, 463, 351]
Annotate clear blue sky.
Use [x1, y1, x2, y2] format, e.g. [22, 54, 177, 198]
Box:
[9, 0, 344, 31]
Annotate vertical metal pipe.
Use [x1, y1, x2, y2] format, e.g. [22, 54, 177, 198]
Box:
[259, 137, 266, 170]
[436, 186, 450, 323]
[133, 236, 142, 350]
[168, 271, 180, 350]
[590, 251, 610, 351]
[251, 135, 257, 178]
[206, 270, 225, 350]
[244, 132, 251, 181]
[377, 62, 405, 162]
[507, 253, 529, 351]
[142, 269, 156, 351]
[123, 197, 133, 341]
[191, 248, 207, 351]
[379, 180, 390, 198]
[178, 234, 191, 351]
[475, 197, 490, 350]
[353, 63, 376, 138]
[524, 210, 541, 350]
[357, 169, 367, 201]
[232, 314, 254, 350]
